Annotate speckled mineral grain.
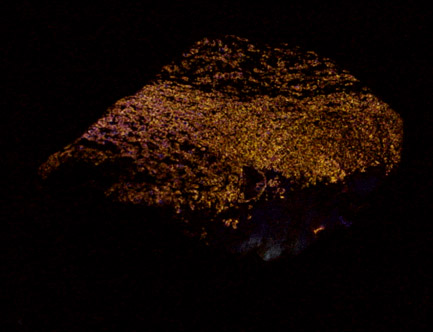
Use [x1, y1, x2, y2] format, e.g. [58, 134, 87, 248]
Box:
[39, 35, 403, 261]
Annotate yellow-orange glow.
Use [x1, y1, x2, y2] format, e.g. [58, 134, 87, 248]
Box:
[39, 35, 404, 232]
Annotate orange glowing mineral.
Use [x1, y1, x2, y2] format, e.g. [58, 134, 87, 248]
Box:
[39, 35, 403, 260]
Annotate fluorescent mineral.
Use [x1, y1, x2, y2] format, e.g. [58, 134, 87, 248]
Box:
[39, 35, 403, 260]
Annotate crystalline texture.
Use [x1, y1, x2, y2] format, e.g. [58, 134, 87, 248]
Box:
[39, 35, 403, 260]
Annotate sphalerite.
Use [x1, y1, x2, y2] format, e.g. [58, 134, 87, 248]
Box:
[39, 35, 403, 260]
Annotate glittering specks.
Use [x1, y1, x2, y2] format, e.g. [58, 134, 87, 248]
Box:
[39, 35, 403, 255]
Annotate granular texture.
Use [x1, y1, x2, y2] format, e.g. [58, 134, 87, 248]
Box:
[39, 35, 403, 257]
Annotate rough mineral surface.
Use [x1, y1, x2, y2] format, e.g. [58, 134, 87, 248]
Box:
[39, 35, 403, 260]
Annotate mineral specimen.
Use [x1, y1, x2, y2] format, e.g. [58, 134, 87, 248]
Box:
[39, 35, 403, 260]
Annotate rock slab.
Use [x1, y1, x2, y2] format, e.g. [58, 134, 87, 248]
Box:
[39, 35, 403, 260]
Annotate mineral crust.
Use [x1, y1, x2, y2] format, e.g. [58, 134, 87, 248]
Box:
[39, 35, 403, 260]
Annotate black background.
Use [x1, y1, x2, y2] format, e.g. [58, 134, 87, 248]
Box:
[3, 1, 432, 330]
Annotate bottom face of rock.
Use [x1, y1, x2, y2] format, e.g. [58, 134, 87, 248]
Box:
[182, 170, 377, 261]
